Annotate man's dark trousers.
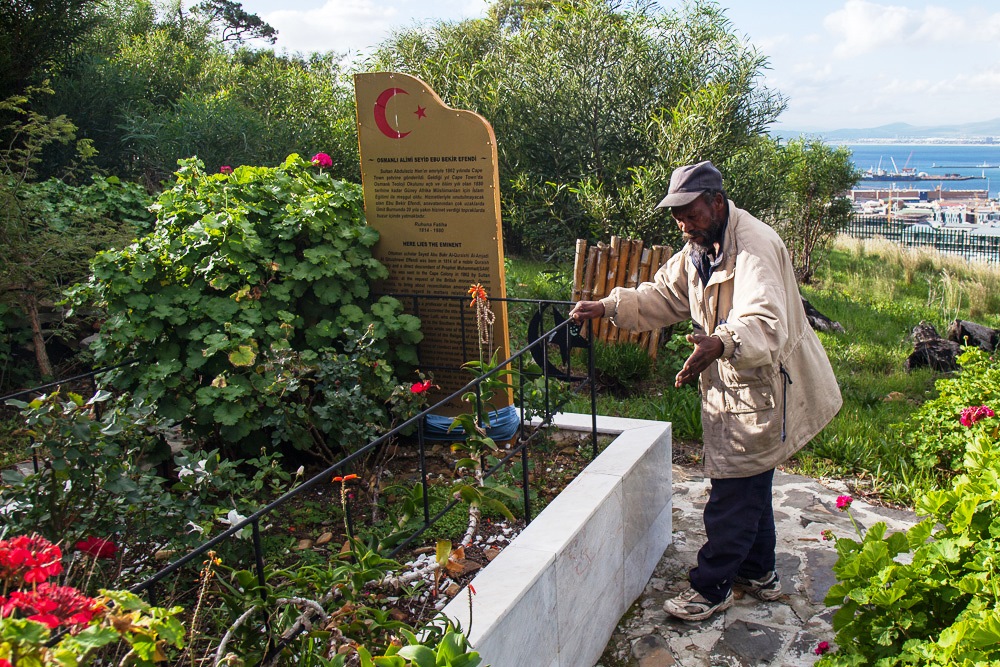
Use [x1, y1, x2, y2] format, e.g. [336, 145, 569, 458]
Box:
[689, 468, 776, 604]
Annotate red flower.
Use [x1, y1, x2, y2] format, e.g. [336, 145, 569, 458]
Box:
[836, 495, 852, 511]
[219, 165, 233, 174]
[28, 612, 61, 628]
[960, 405, 995, 428]
[75, 536, 117, 560]
[411, 380, 433, 394]
[5, 583, 101, 629]
[311, 152, 333, 168]
[0, 658, 11, 667]
[0, 534, 63, 584]
[814, 640, 830, 655]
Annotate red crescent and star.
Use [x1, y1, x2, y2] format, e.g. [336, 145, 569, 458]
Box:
[374, 88, 427, 139]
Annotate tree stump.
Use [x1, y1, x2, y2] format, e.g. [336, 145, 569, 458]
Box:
[905, 321, 961, 372]
[801, 296, 845, 333]
[947, 319, 1000, 352]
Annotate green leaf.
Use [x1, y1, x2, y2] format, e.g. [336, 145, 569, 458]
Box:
[228, 344, 257, 366]
[397, 645, 437, 667]
[213, 401, 248, 426]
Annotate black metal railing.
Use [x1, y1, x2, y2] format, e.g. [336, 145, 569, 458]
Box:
[844, 215, 1000, 263]
[4, 295, 599, 663]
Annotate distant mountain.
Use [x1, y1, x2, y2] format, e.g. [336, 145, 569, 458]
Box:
[773, 118, 1000, 143]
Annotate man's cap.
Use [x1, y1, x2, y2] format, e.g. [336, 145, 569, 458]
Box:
[656, 161, 723, 208]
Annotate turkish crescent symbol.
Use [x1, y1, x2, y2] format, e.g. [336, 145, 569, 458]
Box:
[374, 88, 411, 139]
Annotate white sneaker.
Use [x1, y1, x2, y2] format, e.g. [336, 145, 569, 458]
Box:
[663, 587, 733, 621]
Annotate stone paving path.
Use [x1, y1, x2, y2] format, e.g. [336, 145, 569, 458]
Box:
[598, 465, 918, 667]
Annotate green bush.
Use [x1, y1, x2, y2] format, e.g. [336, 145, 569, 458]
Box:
[594, 340, 653, 393]
[900, 347, 1000, 479]
[818, 352, 1000, 666]
[0, 390, 295, 575]
[69, 155, 422, 452]
[820, 429, 1000, 666]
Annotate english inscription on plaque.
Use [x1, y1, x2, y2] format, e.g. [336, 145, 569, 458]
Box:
[354, 72, 510, 412]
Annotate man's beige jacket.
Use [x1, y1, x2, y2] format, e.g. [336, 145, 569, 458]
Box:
[599, 201, 842, 479]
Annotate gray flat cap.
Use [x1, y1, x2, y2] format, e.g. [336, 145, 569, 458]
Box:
[656, 161, 724, 208]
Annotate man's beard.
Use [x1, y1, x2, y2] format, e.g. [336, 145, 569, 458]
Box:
[683, 210, 726, 252]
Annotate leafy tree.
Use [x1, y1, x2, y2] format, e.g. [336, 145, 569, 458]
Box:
[773, 137, 860, 283]
[192, 0, 277, 44]
[34, 0, 356, 184]
[0, 0, 99, 100]
[370, 0, 786, 256]
[0, 86, 149, 382]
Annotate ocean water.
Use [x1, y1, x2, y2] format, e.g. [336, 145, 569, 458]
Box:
[846, 144, 1000, 199]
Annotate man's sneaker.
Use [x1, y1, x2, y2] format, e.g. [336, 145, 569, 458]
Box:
[733, 570, 783, 601]
[663, 588, 733, 621]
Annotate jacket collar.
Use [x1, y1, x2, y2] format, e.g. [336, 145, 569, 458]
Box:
[705, 200, 738, 287]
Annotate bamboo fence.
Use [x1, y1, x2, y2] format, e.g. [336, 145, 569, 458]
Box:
[572, 237, 672, 358]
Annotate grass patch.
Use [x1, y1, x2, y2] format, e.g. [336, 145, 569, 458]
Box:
[789, 236, 1000, 504]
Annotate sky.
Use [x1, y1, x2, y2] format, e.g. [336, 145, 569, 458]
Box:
[233, 0, 1000, 132]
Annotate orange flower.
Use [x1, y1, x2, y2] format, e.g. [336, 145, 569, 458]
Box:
[467, 283, 488, 307]
[343, 474, 359, 482]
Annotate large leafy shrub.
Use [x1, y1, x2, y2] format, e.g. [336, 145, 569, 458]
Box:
[70, 155, 422, 450]
[820, 430, 1000, 666]
[901, 347, 1000, 480]
[818, 354, 1000, 666]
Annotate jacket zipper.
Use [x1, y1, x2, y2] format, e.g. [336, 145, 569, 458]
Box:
[779, 364, 793, 442]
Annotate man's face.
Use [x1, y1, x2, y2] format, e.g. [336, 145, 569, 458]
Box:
[671, 193, 726, 251]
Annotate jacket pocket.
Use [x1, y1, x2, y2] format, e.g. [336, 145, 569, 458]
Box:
[723, 380, 775, 425]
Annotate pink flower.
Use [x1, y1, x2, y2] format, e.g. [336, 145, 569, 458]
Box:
[821, 529, 835, 541]
[0, 658, 11, 667]
[219, 165, 233, 174]
[836, 495, 852, 511]
[960, 405, 995, 428]
[814, 640, 830, 655]
[411, 380, 433, 394]
[311, 153, 333, 168]
[75, 536, 117, 560]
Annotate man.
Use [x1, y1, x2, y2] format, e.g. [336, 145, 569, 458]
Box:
[570, 161, 842, 621]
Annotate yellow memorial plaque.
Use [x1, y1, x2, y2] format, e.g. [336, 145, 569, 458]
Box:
[354, 72, 510, 412]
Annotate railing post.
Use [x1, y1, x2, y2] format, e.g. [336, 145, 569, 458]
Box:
[251, 520, 267, 598]
[517, 353, 531, 524]
[588, 318, 598, 458]
[417, 418, 430, 525]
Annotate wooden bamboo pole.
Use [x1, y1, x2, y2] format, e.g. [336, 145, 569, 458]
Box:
[591, 243, 610, 342]
[624, 240, 644, 344]
[581, 246, 598, 300]
[645, 245, 670, 357]
[579, 245, 599, 338]
[636, 247, 653, 350]
[571, 239, 587, 303]
[605, 236, 630, 343]
[596, 238, 618, 342]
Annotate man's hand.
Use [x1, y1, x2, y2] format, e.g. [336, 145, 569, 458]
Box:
[569, 300, 605, 322]
[675, 333, 724, 387]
